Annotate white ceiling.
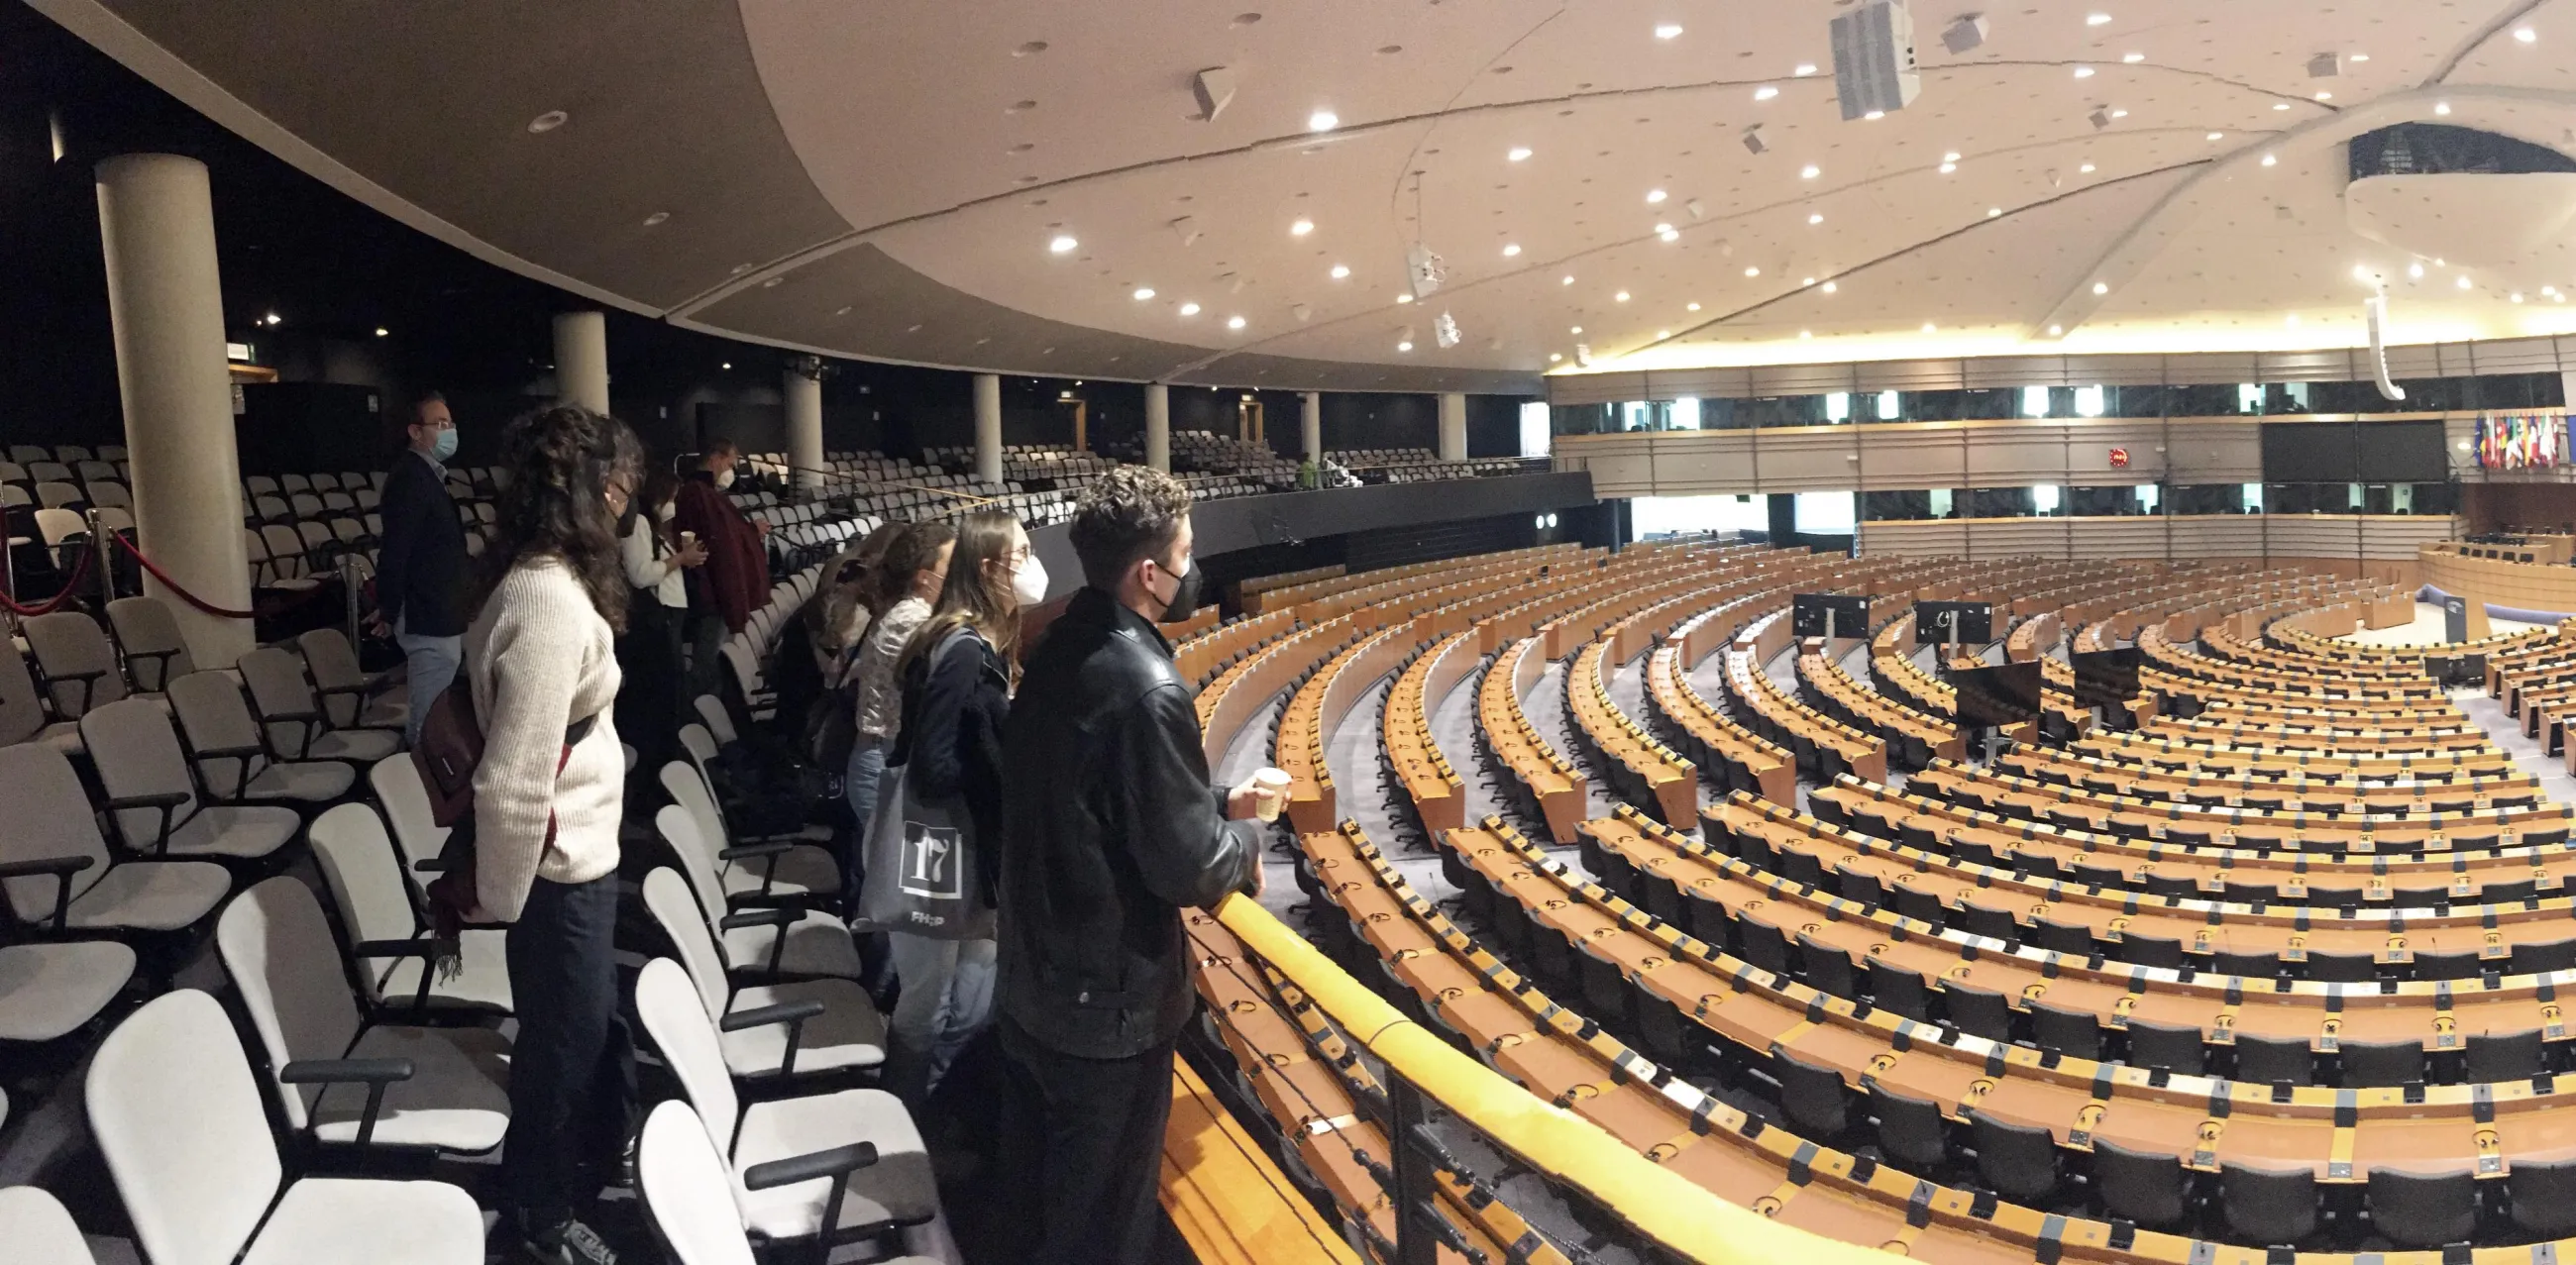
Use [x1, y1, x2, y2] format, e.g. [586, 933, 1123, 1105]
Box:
[41, 0, 2576, 388]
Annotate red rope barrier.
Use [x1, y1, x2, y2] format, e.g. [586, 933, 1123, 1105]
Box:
[110, 532, 337, 620]
[0, 551, 91, 617]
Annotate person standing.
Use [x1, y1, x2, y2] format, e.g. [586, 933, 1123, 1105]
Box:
[374, 391, 471, 745]
[842, 520, 954, 890]
[670, 438, 771, 713]
[459, 405, 642, 1264]
[616, 468, 705, 783]
[871, 509, 1031, 1106]
[996, 468, 1269, 1264]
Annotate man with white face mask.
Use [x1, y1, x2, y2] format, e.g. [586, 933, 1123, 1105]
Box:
[671, 437, 771, 711]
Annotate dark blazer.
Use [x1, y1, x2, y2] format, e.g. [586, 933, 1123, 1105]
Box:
[375, 450, 469, 637]
[996, 587, 1255, 1059]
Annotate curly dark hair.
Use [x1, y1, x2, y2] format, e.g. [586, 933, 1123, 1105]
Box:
[469, 404, 643, 632]
[1069, 466, 1193, 588]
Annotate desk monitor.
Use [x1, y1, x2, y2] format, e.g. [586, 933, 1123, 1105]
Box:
[1793, 592, 1872, 639]
[2071, 647, 2144, 710]
[1945, 660, 2043, 727]
[1915, 600, 1993, 646]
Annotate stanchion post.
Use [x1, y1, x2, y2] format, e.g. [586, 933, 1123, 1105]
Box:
[89, 506, 114, 606]
[341, 553, 361, 652]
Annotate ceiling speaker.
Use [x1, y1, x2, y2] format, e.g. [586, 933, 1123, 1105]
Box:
[1941, 13, 1987, 54]
[2306, 52, 2341, 78]
[1832, 0, 1922, 120]
[1742, 125, 1770, 155]
[1192, 67, 1236, 121]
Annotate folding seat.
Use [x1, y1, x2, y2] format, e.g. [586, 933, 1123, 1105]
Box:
[1796, 934, 1858, 999]
[294, 629, 404, 732]
[2305, 950, 2376, 983]
[2512, 937, 2576, 975]
[2337, 1038, 2422, 1088]
[2412, 949, 2482, 981]
[2366, 1166, 2477, 1249]
[643, 868, 884, 1081]
[2219, 1160, 2315, 1246]
[1733, 916, 1791, 975]
[2033, 917, 2094, 956]
[2093, 1139, 2190, 1229]
[1969, 1112, 2059, 1202]
[2220, 880, 2279, 904]
[259, 522, 319, 584]
[369, 755, 452, 870]
[634, 959, 936, 1248]
[2213, 948, 2281, 978]
[637, 1099, 938, 1265]
[35, 480, 83, 511]
[0, 638, 79, 755]
[100, 595, 195, 694]
[2483, 877, 2538, 903]
[278, 473, 311, 493]
[2234, 1034, 2314, 1086]
[86, 990, 484, 1263]
[308, 804, 509, 1016]
[237, 647, 399, 762]
[2124, 1019, 2205, 1075]
[83, 695, 298, 855]
[1891, 884, 1947, 927]
[655, 806, 862, 980]
[166, 671, 354, 805]
[2465, 1027, 2545, 1083]
[0, 743, 231, 934]
[216, 878, 510, 1155]
[1772, 1049, 1852, 1138]
[2029, 1001, 2100, 1059]
[2509, 1156, 2576, 1237]
[1956, 900, 2018, 943]
[1943, 983, 2015, 1042]
[24, 610, 145, 719]
[0, 1187, 95, 1264]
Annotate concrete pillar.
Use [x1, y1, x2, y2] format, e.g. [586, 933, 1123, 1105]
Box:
[551, 311, 609, 414]
[1438, 392, 1468, 462]
[94, 155, 253, 666]
[784, 367, 824, 492]
[1144, 382, 1171, 473]
[1301, 391, 1323, 465]
[972, 372, 1003, 485]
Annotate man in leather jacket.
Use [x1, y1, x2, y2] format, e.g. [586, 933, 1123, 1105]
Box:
[997, 467, 1267, 1263]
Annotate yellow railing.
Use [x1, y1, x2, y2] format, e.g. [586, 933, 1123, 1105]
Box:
[1208, 892, 1891, 1265]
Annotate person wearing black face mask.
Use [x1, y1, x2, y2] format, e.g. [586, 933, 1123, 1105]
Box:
[993, 468, 1269, 1264]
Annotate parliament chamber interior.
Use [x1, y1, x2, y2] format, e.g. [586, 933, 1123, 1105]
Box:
[14, 1, 2576, 1263]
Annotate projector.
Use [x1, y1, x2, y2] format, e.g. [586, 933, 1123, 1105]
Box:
[1831, 0, 1922, 121]
[1406, 243, 1448, 299]
[1434, 311, 1461, 349]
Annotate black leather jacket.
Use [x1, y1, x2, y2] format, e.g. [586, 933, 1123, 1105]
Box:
[998, 587, 1255, 1058]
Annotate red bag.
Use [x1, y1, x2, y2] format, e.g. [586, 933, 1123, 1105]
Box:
[409, 670, 591, 947]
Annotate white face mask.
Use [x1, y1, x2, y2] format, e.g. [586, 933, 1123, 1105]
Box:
[1011, 552, 1049, 606]
[654, 501, 676, 523]
[713, 468, 737, 490]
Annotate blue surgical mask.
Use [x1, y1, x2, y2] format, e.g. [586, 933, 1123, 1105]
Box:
[428, 427, 458, 462]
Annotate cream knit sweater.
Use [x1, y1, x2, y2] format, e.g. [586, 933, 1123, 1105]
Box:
[465, 556, 625, 921]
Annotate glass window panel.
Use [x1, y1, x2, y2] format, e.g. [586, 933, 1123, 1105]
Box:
[2075, 385, 2106, 417]
[1794, 491, 1858, 534]
[1876, 390, 1900, 421]
[1671, 397, 1702, 430]
[1825, 391, 1852, 422]
[2021, 385, 2051, 417]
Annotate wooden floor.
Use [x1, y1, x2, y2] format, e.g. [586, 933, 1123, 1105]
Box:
[1161, 1057, 1361, 1265]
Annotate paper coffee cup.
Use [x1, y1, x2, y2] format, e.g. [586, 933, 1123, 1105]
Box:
[1252, 769, 1291, 822]
[680, 531, 698, 548]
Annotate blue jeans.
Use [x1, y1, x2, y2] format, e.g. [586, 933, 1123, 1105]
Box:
[501, 874, 636, 1227]
[844, 736, 890, 895]
[884, 932, 997, 1107]
[394, 615, 462, 748]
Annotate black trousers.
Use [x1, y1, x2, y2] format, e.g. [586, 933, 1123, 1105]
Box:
[996, 1014, 1184, 1265]
[501, 873, 636, 1225]
[615, 597, 684, 778]
[684, 610, 727, 718]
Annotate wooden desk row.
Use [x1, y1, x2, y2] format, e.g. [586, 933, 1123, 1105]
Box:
[1797, 644, 1963, 769]
[1992, 745, 2545, 816]
[1906, 761, 2572, 852]
[1480, 636, 1588, 844]
[1723, 609, 1888, 785]
[2074, 729, 2516, 784]
[1643, 597, 1796, 807]
[1383, 629, 1474, 840]
[1564, 639, 1699, 827]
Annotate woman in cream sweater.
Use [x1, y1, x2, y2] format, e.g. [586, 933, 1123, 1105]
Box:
[463, 404, 641, 1263]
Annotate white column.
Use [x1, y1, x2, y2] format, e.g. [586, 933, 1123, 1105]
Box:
[1438, 392, 1468, 462]
[94, 155, 253, 667]
[1143, 383, 1171, 473]
[1301, 391, 1323, 465]
[784, 367, 824, 492]
[972, 372, 1004, 485]
[551, 311, 608, 413]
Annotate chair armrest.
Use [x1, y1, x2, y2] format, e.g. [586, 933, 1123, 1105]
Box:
[185, 742, 269, 802]
[104, 791, 191, 856]
[278, 1056, 415, 1149]
[718, 841, 796, 862]
[743, 1140, 878, 1191]
[719, 906, 799, 930]
[49, 668, 105, 714]
[127, 648, 178, 690]
[722, 998, 825, 1077]
[261, 708, 323, 759]
[410, 856, 455, 873]
[352, 937, 460, 1017]
[0, 853, 95, 932]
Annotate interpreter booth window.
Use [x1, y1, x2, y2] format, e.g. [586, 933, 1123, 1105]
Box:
[1863, 489, 1941, 521]
[1629, 493, 1771, 539]
[1793, 491, 1858, 535]
[2168, 484, 2253, 515]
[1551, 403, 1613, 435]
[2069, 484, 2154, 516]
[1961, 486, 2039, 518]
[1518, 401, 1553, 458]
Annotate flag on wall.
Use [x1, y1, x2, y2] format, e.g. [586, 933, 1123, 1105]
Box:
[2477, 413, 2570, 471]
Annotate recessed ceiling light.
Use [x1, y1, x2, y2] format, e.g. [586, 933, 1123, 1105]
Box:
[643, 211, 670, 227]
[2093, 281, 2109, 294]
[1646, 188, 1668, 203]
[1132, 286, 1155, 300]
[2457, 274, 2474, 289]
[1987, 207, 2002, 217]
[1922, 322, 1937, 332]
[1397, 340, 1414, 352]
[2086, 12, 2113, 25]
[2048, 324, 2064, 336]
[1308, 110, 1339, 132]
[1654, 23, 1683, 40]
[1744, 265, 1761, 277]
[1943, 151, 1963, 162]
[1289, 218, 1314, 236]
[1048, 234, 1078, 254]
[2206, 131, 2225, 141]
[2286, 313, 2302, 326]
[1561, 275, 1575, 285]
[2545, 285, 2559, 296]
[1939, 161, 1958, 173]
[2409, 262, 2425, 278]
[2121, 52, 2145, 62]
[1808, 212, 1825, 224]
[1503, 243, 1522, 257]
[2434, 101, 2453, 115]
[1794, 63, 1818, 76]
[1653, 223, 1673, 234]
[2273, 102, 2293, 111]
[1799, 164, 1820, 178]
[374, 327, 387, 338]
[2350, 53, 2369, 61]
[1614, 291, 1631, 302]
[1179, 302, 1202, 315]
[2079, 162, 2095, 173]
[1659, 228, 1680, 242]
[1227, 315, 1246, 330]
[720, 362, 731, 370]
[526, 109, 569, 133]
[1508, 147, 1533, 161]
[1330, 264, 1350, 279]
[1754, 85, 1779, 101]
[1571, 325, 1584, 334]
[1863, 110, 1884, 120]
[2074, 65, 2095, 78]
[1821, 280, 1838, 293]
[2353, 264, 2376, 283]
[2515, 26, 2537, 43]
[2513, 292, 2526, 303]
[1686, 302, 1702, 311]
[2313, 91, 2332, 100]
[2110, 108, 2129, 118]
[1395, 292, 1413, 303]
[1799, 329, 1813, 339]
[1550, 352, 1562, 362]
[1801, 276, 1815, 286]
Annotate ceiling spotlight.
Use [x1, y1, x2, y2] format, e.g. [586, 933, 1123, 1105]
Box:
[2409, 262, 2424, 278]
[1939, 161, 1958, 173]
[2352, 264, 2376, 283]
[1289, 218, 1314, 236]
[2262, 153, 2278, 166]
[1227, 315, 1247, 330]
[2048, 324, 2064, 336]
[1684, 197, 1707, 220]
[720, 362, 731, 370]
[1922, 322, 1937, 332]
[2086, 12, 2112, 25]
[1395, 293, 1413, 303]
[1653, 222, 1673, 235]
[1550, 353, 1563, 362]
[2110, 108, 2129, 118]
[2351, 53, 2370, 61]
[2458, 273, 2474, 289]
[2274, 102, 2293, 111]
[1942, 14, 1988, 54]
[1646, 188, 1668, 203]
[1801, 276, 1815, 285]
[1397, 340, 1414, 352]
[2515, 26, 2537, 43]
[1799, 329, 1814, 339]
[527, 109, 569, 133]
[1508, 147, 1533, 161]
[1794, 63, 1819, 76]
[2513, 292, 2526, 303]
[2092, 281, 2109, 294]
[1179, 302, 1202, 315]
[1656, 329, 1670, 339]
[264, 312, 280, 325]
[1330, 264, 1350, 278]
[1502, 243, 1522, 257]
[2538, 284, 2553, 296]
[2286, 313, 2302, 326]
[1659, 228, 1680, 243]
[2121, 52, 2145, 62]
[1754, 85, 1780, 101]
[1614, 290, 1631, 302]
[1655, 23, 1684, 39]
[1943, 151, 1963, 162]
[1808, 212, 1825, 224]
[2205, 131, 2225, 141]
[1745, 266, 1761, 277]
[1986, 206, 2002, 217]
[1132, 286, 1156, 300]
[2079, 162, 2095, 173]
[1561, 274, 1575, 285]
[2074, 65, 2096, 78]
[374, 327, 388, 338]
[1742, 125, 1771, 154]
[1308, 110, 1340, 132]
[1048, 234, 1078, 253]
[2313, 91, 2333, 100]
[2434, 101, 2453, 115]
[1686, 302, 1702, 311]
[1864, 110, 1885, 120]
[1799, 164, 1820, 179]
[1571, 325, 1584, 334]
[1822, 280, 1839, 293]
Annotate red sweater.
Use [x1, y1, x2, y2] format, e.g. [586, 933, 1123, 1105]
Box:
[672, 474, 770, 633]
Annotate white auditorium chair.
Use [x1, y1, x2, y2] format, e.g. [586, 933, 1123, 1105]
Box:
[216, 877, 510, 1155]
[23, 610, 149, 720]
[676, 724, 837, 855]
[307, 802, 509, 1016]
[294, 628, 404, 732]
[252, 493, 292, 524]
[96, 445, 125, 462]
[81, 699, 301, 861]
[6, 444, 46, 465]
[0, 1187, 96, 1265]
[641, 867, 883, 1081]
[634, 959, 935, 1250]
[278, 473, 310, 493]
[0, 927, 135, 1050]
[659, 760, 838, 903]
[237, 646, 400, 762]
[367, 755, 450, 870]
[84, 480, 129, 510]
[308, 473, 339, 491]
[165, 672, 357, 804]
[35, 480, 82, 510]
[259, 523, 319, 584]
[0, 637, 81, 755]
[104, 595, 195, 693]
[653, 804, 861, 980]
[88, 989, 485, 1263]
[0, 745, 229, 934]
[33, 506, 85, 567]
